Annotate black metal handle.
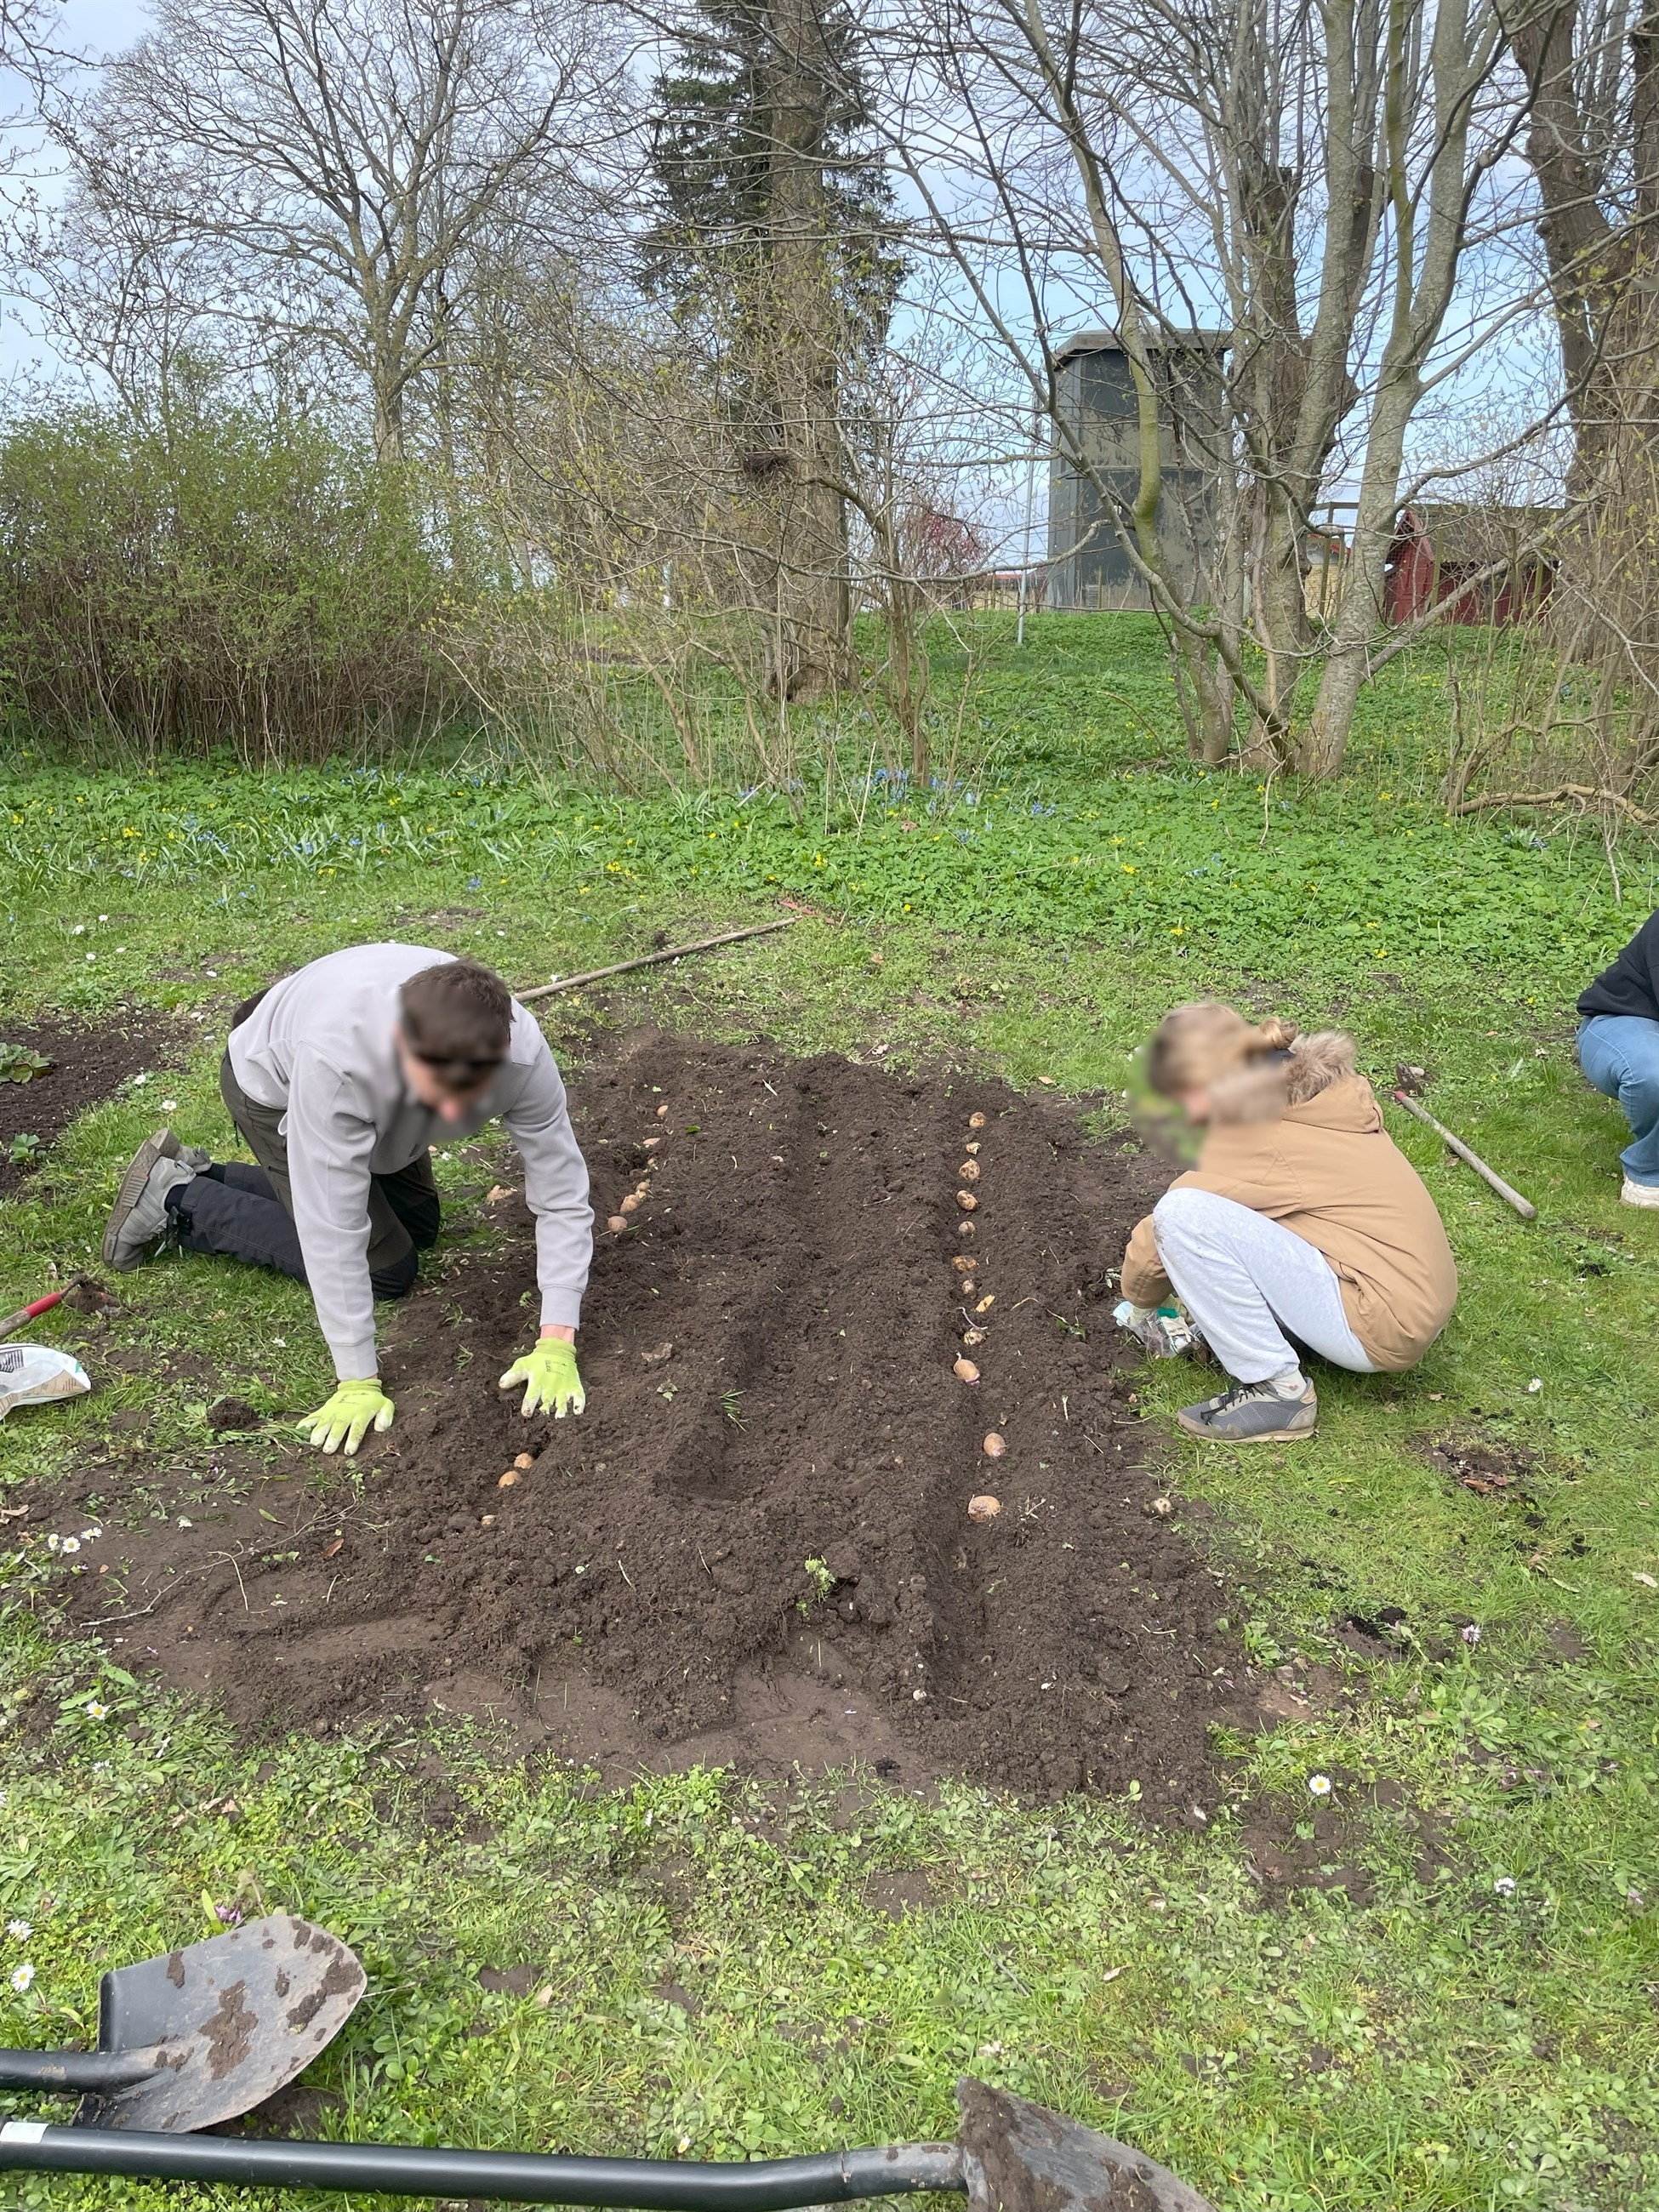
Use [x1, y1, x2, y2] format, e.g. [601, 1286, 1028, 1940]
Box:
[0, 2124, 966, 2207]
[0, 2054, 158, 2092]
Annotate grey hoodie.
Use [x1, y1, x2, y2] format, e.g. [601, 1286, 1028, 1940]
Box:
[227, 943, 592, 1379]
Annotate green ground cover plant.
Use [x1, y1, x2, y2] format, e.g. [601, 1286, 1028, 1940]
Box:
[0, 616, 1656, 2210]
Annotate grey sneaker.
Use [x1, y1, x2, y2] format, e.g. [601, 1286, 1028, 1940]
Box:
[103, 1130, 197, 1271]
[1177, 1377, 1318, 1443]
[1622, 1176, 1659, 1210]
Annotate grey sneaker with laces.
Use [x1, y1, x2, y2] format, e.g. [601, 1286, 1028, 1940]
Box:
[102, 1129, 197, 1271]
[1177, 1376, 1318, 1443]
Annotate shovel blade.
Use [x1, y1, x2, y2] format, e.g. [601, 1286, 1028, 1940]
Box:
[75, 1914, 365, 2134]
[955, 2079, 1217, 2212]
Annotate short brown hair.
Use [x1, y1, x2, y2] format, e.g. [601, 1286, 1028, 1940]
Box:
[400, 961, 512, 1089]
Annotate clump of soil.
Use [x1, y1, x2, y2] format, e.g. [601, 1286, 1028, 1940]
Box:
[1424, 1430, 1543, 1529]
[1337, 1605, 1412, 1658]
[52, 1031, 1254, 1807]
[0, 1014, 187, 1195]
[207, 1398, 265, 1434]
[1240, 1791, 1375, 1902]
[1425, 1430, 1536, 1497]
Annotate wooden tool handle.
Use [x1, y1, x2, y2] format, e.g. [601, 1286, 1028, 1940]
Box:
[0, 1288, 67, 1343]
[1391, 1091, 1537, 1219]
[518, 919, 795, 1005]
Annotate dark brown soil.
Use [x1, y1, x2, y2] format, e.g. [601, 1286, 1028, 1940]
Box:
[1424, 1429, 1536, 1491]
[1423, 1429, 1545, 1525]
[0, 1013, 189, 1195]
[47, 1030, 1255, 1808]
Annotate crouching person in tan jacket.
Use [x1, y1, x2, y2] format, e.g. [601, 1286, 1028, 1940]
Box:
[1120, 1004, 1457, 1445]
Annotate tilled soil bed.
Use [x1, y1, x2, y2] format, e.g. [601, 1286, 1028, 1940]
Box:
[0, 1012, 188, 1194]
[48, 1030, 1251, 1807]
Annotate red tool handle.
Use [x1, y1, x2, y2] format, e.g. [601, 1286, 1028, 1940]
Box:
[0, 1286, 70, 1342]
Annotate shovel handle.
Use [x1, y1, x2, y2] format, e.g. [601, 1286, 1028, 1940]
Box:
[0, 2124, 963, 2205]
[0, 2053, 157, 2091]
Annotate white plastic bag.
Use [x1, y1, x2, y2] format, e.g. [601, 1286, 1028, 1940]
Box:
[0, 1344, 91, 1419]
[1112, 1299, 1203, 1358]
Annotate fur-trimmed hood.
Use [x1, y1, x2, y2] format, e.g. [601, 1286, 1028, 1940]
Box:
[1284, 1029, 1359, 1105]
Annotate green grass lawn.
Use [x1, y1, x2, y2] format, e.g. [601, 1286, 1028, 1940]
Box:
[1, 615, 1657, 2210]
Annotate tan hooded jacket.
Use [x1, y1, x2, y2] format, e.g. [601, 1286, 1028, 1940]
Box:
[1120, 1040, 1457, 1371]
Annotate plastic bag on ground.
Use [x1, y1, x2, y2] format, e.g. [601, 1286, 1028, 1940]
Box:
[1112, 1300, 1204, 1359]
[0, 1344, 91, 1419]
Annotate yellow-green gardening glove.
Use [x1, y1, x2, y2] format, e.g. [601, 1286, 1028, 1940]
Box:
[499, 1337, 584, 1418]
[299, 1378, 395, 1456]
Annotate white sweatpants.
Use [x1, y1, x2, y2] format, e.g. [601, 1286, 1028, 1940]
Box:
[1151, 1186, 1379, 1385]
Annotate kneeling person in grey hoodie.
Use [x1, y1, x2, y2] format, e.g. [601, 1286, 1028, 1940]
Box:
[103, 945, 594, 1455]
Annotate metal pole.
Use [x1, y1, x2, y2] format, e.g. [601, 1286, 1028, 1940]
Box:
[0, 2124, 966, 2208]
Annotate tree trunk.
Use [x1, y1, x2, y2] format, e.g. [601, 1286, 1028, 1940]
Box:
[368, 305, 406, 465]
[1252, 488, 1313, 751]
[1302, 363, 1416, 775]
[752, 0, 851, 700]
[1512, 0, 1659, 773]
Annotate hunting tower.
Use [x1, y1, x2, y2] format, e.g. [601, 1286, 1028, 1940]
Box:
[1046, 328, 1229, 610]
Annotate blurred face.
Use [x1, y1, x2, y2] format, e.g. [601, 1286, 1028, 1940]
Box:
[395, 1028, 496, 1124]
[1177, 1085, 1211, 1123]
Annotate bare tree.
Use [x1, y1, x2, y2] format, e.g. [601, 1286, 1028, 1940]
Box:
[879, 0, 1531, 772]
[1503, 0, 1659, 786]
[830, 291, 1007, 777]
[60, 0, 623, 460]
[1511, 0, 1659, 493]
[1300, 0, 1519, 771]
[15, 123, 244, 422]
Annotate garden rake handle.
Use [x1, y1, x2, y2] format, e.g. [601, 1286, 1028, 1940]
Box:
[0, 2123, 966, 2206]
[517, 920, 795, 1005]
[0, 1286, 71, 1343]
[1390, 1091, 1537, 1220]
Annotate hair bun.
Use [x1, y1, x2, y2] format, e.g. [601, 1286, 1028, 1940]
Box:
[1251, 1017, 1300, 1053]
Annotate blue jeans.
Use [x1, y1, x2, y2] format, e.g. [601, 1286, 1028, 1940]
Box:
[1578, 1013, 1659, 1186]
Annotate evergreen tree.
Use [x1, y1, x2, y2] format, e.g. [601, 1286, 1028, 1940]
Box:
[643, 0, 904, 366]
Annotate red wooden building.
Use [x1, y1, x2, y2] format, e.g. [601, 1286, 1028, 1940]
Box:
[1384, 503, 1559, 624]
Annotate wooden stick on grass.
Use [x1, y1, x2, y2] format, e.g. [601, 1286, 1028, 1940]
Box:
[516, 918, 796, 1004]
[1391, 1090, 1537, 1220]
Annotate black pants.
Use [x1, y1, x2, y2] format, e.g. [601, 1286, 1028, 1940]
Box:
[164, 1045, 440, 1302]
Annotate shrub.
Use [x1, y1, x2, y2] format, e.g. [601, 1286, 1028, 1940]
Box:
[0, 400, 465, 762]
